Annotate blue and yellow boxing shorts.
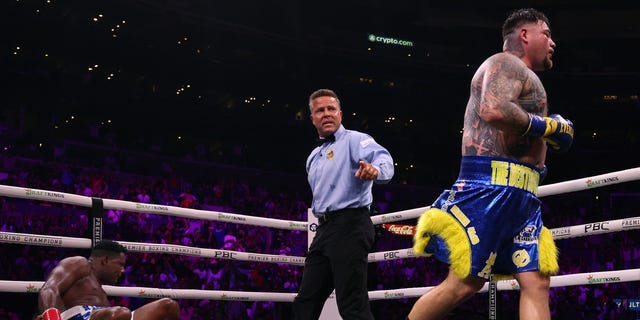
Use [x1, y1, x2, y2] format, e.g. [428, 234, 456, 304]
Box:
[413, 155, 558, 280]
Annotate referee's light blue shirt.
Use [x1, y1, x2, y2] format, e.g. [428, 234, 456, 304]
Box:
[306, 125, 394, 216]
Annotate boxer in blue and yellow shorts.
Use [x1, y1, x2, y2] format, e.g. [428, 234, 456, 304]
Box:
[407, 9, 573, 319]
[413, 156, 558, 281]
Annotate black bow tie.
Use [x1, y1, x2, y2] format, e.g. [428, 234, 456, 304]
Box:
[316, 134, 335, 146]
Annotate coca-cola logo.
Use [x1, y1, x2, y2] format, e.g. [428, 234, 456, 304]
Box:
[383, 224, 415, 236]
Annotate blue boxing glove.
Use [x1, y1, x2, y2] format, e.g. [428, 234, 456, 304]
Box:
[523, 113, 574, 153]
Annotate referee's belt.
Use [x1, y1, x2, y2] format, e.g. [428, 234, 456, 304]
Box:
[318, 207, 369, 225]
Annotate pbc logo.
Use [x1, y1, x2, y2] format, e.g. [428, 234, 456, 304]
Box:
[383, 251, 400, 260]
[584, 222, 609, 233]
[214, 251, 237, 260]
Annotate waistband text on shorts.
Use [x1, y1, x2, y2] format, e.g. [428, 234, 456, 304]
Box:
[490, 160, 539, 194]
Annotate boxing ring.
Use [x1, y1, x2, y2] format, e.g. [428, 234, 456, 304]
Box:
[1, 167, 639, 318]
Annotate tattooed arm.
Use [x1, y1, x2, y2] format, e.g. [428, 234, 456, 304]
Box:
[462, 52, 548, 163]
[476, 52, 532, 133]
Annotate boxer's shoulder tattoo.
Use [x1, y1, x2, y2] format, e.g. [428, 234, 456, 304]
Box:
[483, 56, 525, 113]
[518, 72, 547, 115]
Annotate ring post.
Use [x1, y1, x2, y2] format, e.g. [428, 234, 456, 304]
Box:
[90, 197, 104, 246]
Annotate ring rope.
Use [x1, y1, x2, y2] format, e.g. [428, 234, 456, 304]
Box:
[2, 268, 638, 301]
[536, 167, 640, 198]
[0, 184, 306, 231]
[2, 214, 639, 263]
[0, 232, 305, 265]
[1, 167, 638, 229]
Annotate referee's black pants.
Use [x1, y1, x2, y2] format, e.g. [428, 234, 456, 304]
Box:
[292, 207, 375, 320]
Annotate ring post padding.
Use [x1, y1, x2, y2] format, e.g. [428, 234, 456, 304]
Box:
[90, 197, 104, 246]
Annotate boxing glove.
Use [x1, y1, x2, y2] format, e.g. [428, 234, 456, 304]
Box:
[42, 308, 62, 320]
[523, 113, 574, 153]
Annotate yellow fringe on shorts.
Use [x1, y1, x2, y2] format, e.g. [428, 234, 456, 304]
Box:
[413, 208, 559, 280]
[413, 208, 471, 279]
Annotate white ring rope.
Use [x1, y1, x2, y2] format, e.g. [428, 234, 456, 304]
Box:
[0, 167, 638, 302]
[536, 167, 640, 198]
[3, 214, 638, 263]
[0, 280, 297, 302]
[0, 184, 306, 231]
[0, 232, 305, 265]
[549, 216, 640, 240]
[367, 268, 640, 300]
[2, 268, 638, 301]
[1, 168, 636, 229]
